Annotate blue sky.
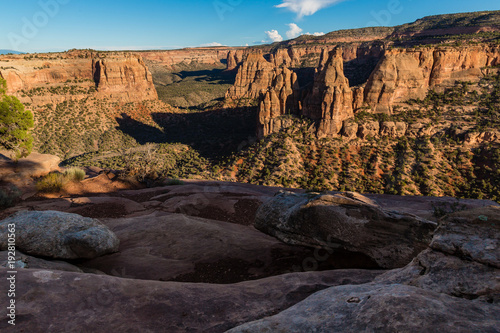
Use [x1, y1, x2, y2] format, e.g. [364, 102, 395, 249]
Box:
[1, 0, 499, 53]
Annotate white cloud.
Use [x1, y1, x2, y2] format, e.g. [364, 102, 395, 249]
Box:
[286, 23, 303, 39]
[265, 30, 283, 43]
[200, 42, 225, 47]
[275, 0, 344, 18]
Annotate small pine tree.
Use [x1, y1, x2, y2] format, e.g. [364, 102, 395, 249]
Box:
[0, 77, 34, 158]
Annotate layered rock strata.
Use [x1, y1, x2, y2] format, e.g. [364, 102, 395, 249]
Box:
[92, 54, 157, 101]
[303, 48, 355, 138]
[256, 48, 358, 138]
[140, 47, 239, 70]
[225, 43, 500, 139]
[364, 45, 500, 113]
[0, 50, 157, 104]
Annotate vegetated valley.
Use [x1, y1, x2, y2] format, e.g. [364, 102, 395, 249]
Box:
[2, 10, 500, 202]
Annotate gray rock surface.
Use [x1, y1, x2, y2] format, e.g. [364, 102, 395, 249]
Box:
[430, 206, 499, 267]
[226, 284, 500, 333]
[0, 250, 83, 273]
[377, 206, 500, 303]
[376, 248, 500, 303]
[0, 211, 119, 259]
[0, 268, 382, 333]
[229, 203, 500, 332]
[0, 181, 497, 331]
[255, 191, 437, 268]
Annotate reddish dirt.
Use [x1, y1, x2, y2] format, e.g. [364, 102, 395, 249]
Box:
[38, 173, 143, 199]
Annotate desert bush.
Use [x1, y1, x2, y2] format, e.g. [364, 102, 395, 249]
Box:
[36, 173, 67, 193]
[164, 178, 184, 186]
[64, 167, 86, 181]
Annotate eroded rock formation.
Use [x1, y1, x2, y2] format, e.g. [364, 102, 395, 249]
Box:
[256, 48, 359, 138]
[303, 48, 354, 138]
[140, 47, 237, 70]
[225, 51, 302, 138]
[364, 45, 500, 113]
[92, 54, 157, 101]
[227, 49, 246, 70]
[257, 67, 299, 137]
[225, 52, 275, 104]
[0, 50, 158, 104]
[224, 40, 500, 140]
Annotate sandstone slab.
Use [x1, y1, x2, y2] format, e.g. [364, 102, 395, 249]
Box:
[377, 206, 500, 303]
[227, 284, 500, 333]
[255, 191, 437, 268]
[0, 268, 382, 333]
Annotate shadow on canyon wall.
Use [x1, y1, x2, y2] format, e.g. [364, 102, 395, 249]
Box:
[115, 107, 258, 159]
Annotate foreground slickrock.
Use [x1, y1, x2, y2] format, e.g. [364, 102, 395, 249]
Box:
[0, 250, 83, 273]
[228, 205, 500, 333]
[79, 212, 341, 283]
[377, 206, 500, 303]
[226, 284, 500, 333]
[255, 191, 437, 268]
[0, 180, 498, 332]
[0, 268, 382, 333]
[0, 210, 119, 259]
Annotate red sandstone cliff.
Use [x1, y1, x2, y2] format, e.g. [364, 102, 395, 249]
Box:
[140, 47, 245, 70]
[303, 49, 354, 138]
[225, 52, 276, 104]
[363, 45, 500, 113]
[92, 54, 157, 102]
[0, 50, 157, 105]
[256, 48, 357, 138]
[226, 42, 500, 139]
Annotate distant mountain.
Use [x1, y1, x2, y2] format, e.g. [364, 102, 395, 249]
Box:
[0, 49, 24, 55]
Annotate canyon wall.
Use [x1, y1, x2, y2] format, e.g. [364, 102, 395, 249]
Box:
[226, 43, 385, 73]
[0, 50, 157, 105]
[228, 47, 378, 138]
[364, 45, 500, 113]
[225, 52, 276, 104]
[225, 43, 500, 138]
[140, 47, 245, 70]
[92, 54, 157, 101]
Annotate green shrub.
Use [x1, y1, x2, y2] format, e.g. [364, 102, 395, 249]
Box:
[164, 178, 184, 186]
[36, 173, 67, 193]
[64, 167, 86, 181]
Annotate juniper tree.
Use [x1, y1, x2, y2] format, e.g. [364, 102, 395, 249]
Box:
[0, 77, 34, 158]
